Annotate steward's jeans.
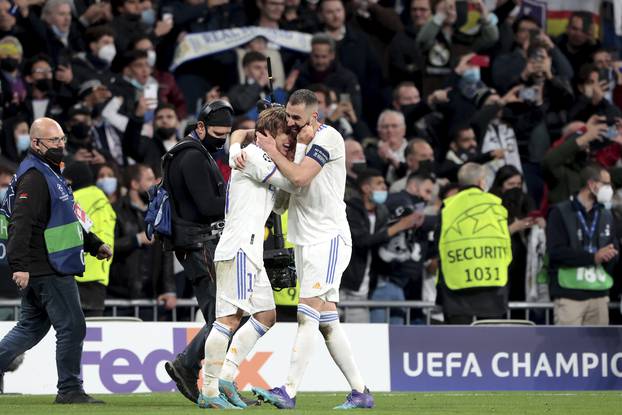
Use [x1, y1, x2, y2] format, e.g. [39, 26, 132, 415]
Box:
[0, 274, 86, 394]
[174, 241, 217, 373]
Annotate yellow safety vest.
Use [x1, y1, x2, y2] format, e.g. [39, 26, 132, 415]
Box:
[439, 187, 512, 290]
[73, 186, 116, 286]
[269, 211, 300, 306]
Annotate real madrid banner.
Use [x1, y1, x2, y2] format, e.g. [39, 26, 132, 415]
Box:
[170, 27, 312, 71]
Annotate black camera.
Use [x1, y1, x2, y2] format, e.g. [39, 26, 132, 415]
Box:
[264, 247, 296, 291]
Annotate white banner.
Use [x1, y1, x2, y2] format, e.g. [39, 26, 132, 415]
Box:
[0, 322, 390, 394]
[171, 27, 312, 71]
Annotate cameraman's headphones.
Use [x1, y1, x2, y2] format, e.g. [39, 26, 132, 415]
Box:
[197, 99, 234, 126]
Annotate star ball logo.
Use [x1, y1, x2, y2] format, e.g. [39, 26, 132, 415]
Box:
[82, 327, 272, 393]
[443, 202, 508, 240]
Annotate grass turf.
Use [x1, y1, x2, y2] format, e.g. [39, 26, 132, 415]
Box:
[0, 391, 620, 414]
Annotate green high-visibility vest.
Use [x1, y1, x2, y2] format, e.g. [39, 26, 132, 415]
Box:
[439, 188, 512, 290]
[73, 186, 116, 285]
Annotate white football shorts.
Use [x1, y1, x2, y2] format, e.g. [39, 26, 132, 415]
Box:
[294, 235, 352, 302]
[215, 250, 275, 318]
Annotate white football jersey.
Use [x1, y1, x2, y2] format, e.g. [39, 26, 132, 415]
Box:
[215, 144, 296, 267]
[288, 124, 352, 246]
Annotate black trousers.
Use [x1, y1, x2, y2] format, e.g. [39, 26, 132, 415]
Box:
[175, 242, 216, 372]
[0, 274, 86, 394]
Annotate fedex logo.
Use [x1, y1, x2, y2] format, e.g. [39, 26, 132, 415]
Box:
[81, 327, 272, 393]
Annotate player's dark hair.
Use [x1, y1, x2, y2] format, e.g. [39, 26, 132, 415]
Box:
[289, 89, 319, 108]
[256, 106, 289, 139]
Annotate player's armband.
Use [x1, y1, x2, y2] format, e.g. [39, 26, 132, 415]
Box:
[306, 144, 330, 167]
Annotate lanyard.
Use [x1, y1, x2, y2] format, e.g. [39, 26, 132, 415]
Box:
[576, 209, 599, 254]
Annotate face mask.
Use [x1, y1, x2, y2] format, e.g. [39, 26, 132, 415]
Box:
[139, 190, 150, 204]
[129, 78, 144, 90]
[97, 177, 118, 196]
[147, 50, 157, 67]
[154, 127, 177, 141]
[42, 146, 64, 165]
[141, 8, 156, 26]
[456, 146, 477, 162]
[51, 25, 67, 39]
[97, 44, 116, 65]
[0, 186, 8, 202]
[0, 57, 18, 72]
[596, 184, 614, 206]
[416, 159, 436, 175]
[204, 133, 227, 151]
[351, 160, 366, 174]
[16, 133, 30, 152]
[462, 67, 480, 83]
[70, 122, 91, 140]
[126, 12, 141, 21]
[34, 78, 52, 92]
[327, 103, 337, 118]
[371, 190, 388, 205]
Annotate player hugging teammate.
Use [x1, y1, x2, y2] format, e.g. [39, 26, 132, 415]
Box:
[199, 90, 374, 410]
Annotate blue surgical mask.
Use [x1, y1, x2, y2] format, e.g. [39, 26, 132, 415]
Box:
[16, 134, 30, 152]
[371, 190, 388, 205]
[462, 67, 481, 83]
[97, 177, 117, 196]
[51, 25, 67, 39]
[141, 8, 156, 26]
[0, 186, 7, 202]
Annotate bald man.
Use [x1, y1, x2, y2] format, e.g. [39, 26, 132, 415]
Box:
[0, 117, 112, 402]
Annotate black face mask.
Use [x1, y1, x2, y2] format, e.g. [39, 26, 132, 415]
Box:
[126, 12, 141, 21]
[501, 187, 530, 219]
[70, 122, 90, 140]
[202, 133, 226, 153]
[139, 191, 150, 205]
[456, 146, 477, 162]
[0, 58, 19, 72]
[351, 161, 367, 175]
[34, 78, 53, 93]
[416, 159, 436, 176]
[154, 127, 177, 141]
[41, 145, 64, 165]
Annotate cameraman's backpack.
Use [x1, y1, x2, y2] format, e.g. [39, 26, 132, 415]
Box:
[144, 137, 211, 247]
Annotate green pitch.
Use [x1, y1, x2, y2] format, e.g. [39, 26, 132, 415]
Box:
[0, 391, 620, 414]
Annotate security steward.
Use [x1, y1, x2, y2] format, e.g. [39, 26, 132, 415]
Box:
[435, 163, 512, 324]
[0, 117, 112, 403]
[163, 100, 233, 404]
[547, 164, 618, 325]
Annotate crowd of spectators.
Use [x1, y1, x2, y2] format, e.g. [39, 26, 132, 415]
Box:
[0, 0, 620, 324]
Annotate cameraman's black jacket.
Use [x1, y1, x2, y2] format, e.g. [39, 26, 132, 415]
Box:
[166, 133, 225, 246]
[343, 196, 392, 293]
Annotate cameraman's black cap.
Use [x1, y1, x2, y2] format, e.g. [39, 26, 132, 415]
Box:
[198, 99, 234, 127]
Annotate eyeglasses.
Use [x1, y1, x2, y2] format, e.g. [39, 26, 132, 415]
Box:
[36, 136, 67, 145]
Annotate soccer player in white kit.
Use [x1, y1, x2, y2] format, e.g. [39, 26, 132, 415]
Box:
[197, 107, 299, 409]
[252, 90, 374, 409]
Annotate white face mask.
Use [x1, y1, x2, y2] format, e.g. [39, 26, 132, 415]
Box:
[98, 44, 117, 64]
[147, 50, 157, 67]
[597, 184, 614, 206]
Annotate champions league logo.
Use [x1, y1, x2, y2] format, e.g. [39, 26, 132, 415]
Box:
[443, 202, 508, 239]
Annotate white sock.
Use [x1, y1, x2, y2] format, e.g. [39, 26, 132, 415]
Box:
[284, 304, 320, 398]
[319, 311, 366, 393]
[201, 321, 232, 397]
[220, 316, 271, 382]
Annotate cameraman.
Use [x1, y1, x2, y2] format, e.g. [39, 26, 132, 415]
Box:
[163, 100, 233, 404]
